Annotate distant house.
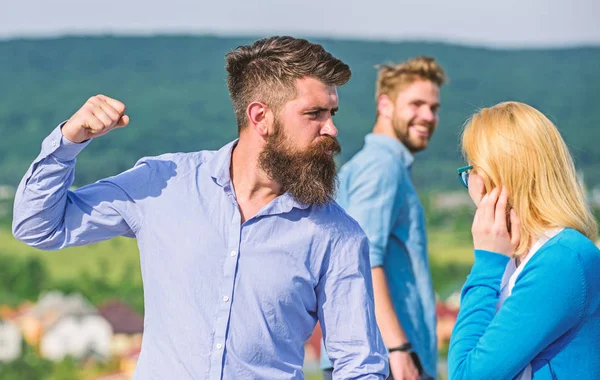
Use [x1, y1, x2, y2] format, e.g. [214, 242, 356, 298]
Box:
[436, 301, 459, 348]
[40, 311, 112, 361]
[0, 320, 22, 361]
[119, 347, 141, 378]
[14, 291, 112, 361]
[97, 299, 144, 357]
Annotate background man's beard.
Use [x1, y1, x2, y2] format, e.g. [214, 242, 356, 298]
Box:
[259, 125, 341, 206]
[392, 114, 433, 153]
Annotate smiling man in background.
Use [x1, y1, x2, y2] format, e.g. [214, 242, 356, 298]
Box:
[321, 56, 448, 379]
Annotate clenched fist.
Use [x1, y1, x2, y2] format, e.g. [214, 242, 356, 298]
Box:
[61, 94, 130, 143]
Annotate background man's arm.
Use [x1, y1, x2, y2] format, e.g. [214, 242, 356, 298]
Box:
[343, 158, 420, 379]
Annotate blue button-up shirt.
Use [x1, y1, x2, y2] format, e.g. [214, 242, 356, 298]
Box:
[13, 126, 389, 380]
[321, 133, 437, 377]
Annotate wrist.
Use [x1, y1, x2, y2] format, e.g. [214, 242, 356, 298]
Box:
[473, 249, 511, 269]
[61, 120, 88, 144]
[388, 342, 412, 353]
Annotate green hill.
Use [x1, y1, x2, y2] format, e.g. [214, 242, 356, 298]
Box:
[1, 36, 598, 189]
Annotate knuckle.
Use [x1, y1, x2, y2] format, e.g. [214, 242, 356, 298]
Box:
[116, 102, 126, 114]
[82, 109, 95, 121]
[90, 118, 104, 129]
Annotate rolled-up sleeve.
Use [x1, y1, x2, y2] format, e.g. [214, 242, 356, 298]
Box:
[317, 233, 389, 379]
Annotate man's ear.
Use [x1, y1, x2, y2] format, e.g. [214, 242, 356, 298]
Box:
[247, 101, 270, 137]
[377, 94, 395, 119]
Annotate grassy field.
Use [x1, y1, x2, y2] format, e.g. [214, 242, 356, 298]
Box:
[427, 229, 474, 298]
[1, 227, 473, 294]
[0, 230, 142, 285]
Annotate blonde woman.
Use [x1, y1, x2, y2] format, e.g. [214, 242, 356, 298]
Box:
[448, 101, 600, 379]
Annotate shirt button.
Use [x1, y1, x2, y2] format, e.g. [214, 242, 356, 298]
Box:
[216, 343, 223, 350]
[223, 296, 229, 302]
[230, 251, 237, 257]
[51, 140, 57, 147]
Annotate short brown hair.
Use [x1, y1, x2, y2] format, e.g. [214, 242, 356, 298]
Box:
[375, 56, 447, 102]
[226, 36, 351, 131]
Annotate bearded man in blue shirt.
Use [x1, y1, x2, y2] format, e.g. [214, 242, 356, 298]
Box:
[12, 36, 388, 380]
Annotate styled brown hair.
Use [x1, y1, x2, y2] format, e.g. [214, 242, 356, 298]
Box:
[226, 36, 351, 131]
[375, 56, 447, 103]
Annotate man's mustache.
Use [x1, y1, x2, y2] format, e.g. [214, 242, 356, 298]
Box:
[312, 135, 341, 155]
[409, 120, 434, 129]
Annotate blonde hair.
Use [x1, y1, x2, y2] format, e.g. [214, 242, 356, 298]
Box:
[375, 56, 447, 102]
[461, 101, 598, 256]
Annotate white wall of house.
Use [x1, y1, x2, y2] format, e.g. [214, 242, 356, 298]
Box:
[0, 322, 22, 362]
[40, 315, 112, 361]
[80, 317, 113, 358]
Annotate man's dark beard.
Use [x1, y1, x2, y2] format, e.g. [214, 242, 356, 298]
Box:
[259, 122, 341, 207]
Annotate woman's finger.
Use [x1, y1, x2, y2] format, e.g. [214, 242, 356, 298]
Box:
[510, 208, 521, 248]
[482, 187, 499, 224]
[495, 187, 509, 230]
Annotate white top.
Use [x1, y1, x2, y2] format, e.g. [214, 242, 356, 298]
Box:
[496, 227, 564, 380]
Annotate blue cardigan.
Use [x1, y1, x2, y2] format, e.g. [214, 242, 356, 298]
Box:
[448, 228, 600, 379]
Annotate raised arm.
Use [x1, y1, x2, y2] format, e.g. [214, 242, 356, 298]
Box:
[449, 188, 586, 379]
[12, 95, 148, 249]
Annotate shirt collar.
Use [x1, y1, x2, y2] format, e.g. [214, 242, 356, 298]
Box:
[364, 133, 414, 169]
[207, 139, 238, 187]
[206, 140, 310, 214]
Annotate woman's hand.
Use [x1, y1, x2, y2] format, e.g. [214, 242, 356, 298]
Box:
[472, 187, 521, 256]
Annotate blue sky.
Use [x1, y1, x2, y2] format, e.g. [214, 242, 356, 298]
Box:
[2, 0, 599, 47]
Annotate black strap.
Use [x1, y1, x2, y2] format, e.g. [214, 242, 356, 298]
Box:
[387, 342, 412, 353]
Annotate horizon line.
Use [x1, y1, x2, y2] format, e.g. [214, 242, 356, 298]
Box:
[1, 30, 599, 51]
